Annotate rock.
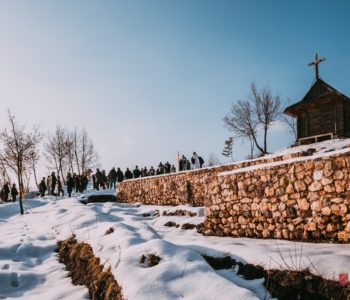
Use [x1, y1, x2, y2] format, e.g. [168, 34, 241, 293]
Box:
[335, 180, 346, 193]
[238, 216, 248, 225]
[331, 204, 340, 214]
[345, 221, 350, 233]
[323, 161, 333, 177]
[321, 177, 333, 186]
[264, 186, 275, 197]
[337, 231, 349, 242]
[331, 198, 343, 204]
[339, 204, 348, 215]
[294, 180, 306, 192]
[310, 200, 322, 212]
[308, 181, 322, 192]
[286, 183, 294, 194]
[287, 223, 295, 231]
[313, 170, 323, 181]
[297, 198, 310, 211]
[306, 222, 316, 231]
[334, 170, 345, 180]
[292, 217, 303, 225]
[321, 207, 331, 216]
[324, 184, 335, 193]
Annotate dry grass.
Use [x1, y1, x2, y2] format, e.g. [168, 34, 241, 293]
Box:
[57, 235, 123, 300]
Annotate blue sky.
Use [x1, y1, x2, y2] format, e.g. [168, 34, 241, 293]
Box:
[0, 1, 349, 172]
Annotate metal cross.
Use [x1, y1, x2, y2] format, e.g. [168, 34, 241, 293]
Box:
[308, 53, 326, 80]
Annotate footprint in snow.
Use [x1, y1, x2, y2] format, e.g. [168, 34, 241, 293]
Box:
[10, 273, 19, 288]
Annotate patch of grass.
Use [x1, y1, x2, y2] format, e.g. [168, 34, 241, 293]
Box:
[139, 254, 161, 267]
[57, 235, 123, 300]
[202, 254, 350, 300]
[164, 221, 179, 227]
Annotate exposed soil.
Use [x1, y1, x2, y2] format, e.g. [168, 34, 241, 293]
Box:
[181, 223, 197, 230]
[57, 235, 123, 300]
[139, 254, 161, 267]
[202, 255, 350, 300]
[162, 210, 197, 217]
[142, 210, 160, 218]
[105, 227, 114, 235]
[164, 221, 179, 228]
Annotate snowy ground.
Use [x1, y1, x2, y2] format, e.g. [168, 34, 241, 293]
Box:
[1, 193, 350, 300]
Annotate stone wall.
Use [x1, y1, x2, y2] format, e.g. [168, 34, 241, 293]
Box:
[117, 151, 306, 207]
[203, 151, 350, 242]
[117, 149, 350, 242]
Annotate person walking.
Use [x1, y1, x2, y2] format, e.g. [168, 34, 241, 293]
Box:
[66, 173, 74, 198]
[116, 167, 124, 183]
[108, 167, 117, 189]
[181, 155, 187, 171]
[2, 183, 10, 202]
[133, 166, 141, 178]
[47, 175, 52, 195]
[191, 152, 200, 169]
[11, 184, 18, 202]
[95, 168, 103, 190]
[124, 168, 133, 180]
[51, 172, 57, 195]
[39, 177, 47, 197]
[57, 176, 64, 197]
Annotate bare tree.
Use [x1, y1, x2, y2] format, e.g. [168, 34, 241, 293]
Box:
[77, 128, 98, 174]
[207, 153, 221, 167]
[223, 99, 263, 153]
[45, 125, 70, 184]
[222, 137, 234, 161]
[251, 83, 281, 153]
[0, 111, 41, 214]
[45, 126, 98, 178]
[223, 82, 282, 155]
[28, 146, 40, 189]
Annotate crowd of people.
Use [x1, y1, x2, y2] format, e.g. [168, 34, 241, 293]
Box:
[0, 182, 18, 202]
[39, 172, 89, 198]
[1, 152, 205, 201]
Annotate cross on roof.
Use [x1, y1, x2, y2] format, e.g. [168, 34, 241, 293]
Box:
[308, 53, 326, 80]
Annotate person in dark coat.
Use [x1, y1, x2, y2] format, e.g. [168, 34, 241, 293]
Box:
[39, 178, 47, 197]
[57, 176, 64, 197]
[92, 174, 96, 189]
[133, 166, 141, 178]
[124, 168, 133, 180]
[108, 167, 117, 189]
[51, 172, 57, 195]
[2, 183, 10, 202]
[101, 170, 108, 189]
[66, 173, 74, 198]
[11, 184, 18, 202]
[149, 166, 155, 176]
[181, 155, 187, 171]
[165, 162, 171, 174]
[95, 168, 103, 190]
[116, 168, 124, 183]
[73, 173, 78, 192]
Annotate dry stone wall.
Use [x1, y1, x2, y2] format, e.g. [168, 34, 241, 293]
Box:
[117, 151, 306, 207]
[203, 151, 350, 242]
[117, 150, 350, 242]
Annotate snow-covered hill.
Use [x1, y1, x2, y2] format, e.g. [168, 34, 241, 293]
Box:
[1, 193, 350, 299]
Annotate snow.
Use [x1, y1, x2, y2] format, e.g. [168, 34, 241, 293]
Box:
[1, 139, 350, 299]
[1, 195, 350, 299]
[219, 138, 350, 176]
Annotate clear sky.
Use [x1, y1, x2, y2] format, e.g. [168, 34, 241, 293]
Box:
[0, 1, 349, 174]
